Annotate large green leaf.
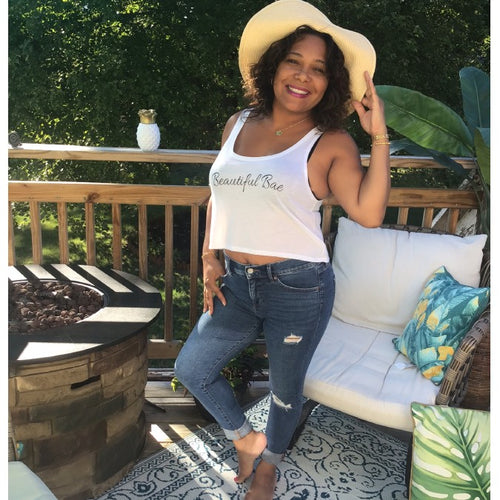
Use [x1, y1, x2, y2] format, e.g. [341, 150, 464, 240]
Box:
[460, 67, 490, 131]
[411, 403, 490, 500]
[475, 128, 490, 186]
[377, 85, 474, 157]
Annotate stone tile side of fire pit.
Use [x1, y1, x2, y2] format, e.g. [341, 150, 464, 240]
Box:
[9, 330, 148, 500]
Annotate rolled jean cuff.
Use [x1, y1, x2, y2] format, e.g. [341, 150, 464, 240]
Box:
[222, 419, 253, 441]
[261, 448, 284, 466]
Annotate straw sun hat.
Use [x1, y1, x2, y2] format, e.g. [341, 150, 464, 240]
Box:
[238, 0, 376, 105]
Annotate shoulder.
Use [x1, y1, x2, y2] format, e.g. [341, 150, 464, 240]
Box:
[319, 129, 358, 154]
[227, 110, 245, 127]
[311, 129, 359, 166]
[220, 110, 245, 146]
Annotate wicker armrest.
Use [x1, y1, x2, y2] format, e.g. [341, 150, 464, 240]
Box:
[435, 310, 490, 407]
[324, 231, 337, 261]
[438, 248, 491, 409]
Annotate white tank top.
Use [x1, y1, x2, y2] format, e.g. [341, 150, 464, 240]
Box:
[209, 110, 329, 262]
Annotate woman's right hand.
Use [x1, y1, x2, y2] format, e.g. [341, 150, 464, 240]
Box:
[202, 254, 227, 315]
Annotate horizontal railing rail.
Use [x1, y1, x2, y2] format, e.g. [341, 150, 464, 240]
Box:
[9, 143, 477, 168]
[8, 145, 479, 359]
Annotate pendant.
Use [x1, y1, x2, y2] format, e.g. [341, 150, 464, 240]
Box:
[275, 130, 283, 136]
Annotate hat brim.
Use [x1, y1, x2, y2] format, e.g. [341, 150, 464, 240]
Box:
[238, 0, 376, 107]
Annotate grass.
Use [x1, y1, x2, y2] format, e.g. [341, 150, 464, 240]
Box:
[14, 212, 63, 264]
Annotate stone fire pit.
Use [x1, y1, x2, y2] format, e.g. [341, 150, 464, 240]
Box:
[8, 263, 162, 500]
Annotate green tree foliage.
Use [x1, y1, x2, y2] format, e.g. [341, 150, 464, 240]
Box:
[323, 0, 489, 99]
[9, 1, 266, 149]
[8, 0, 258, 183]
[9, 0, 489, 173]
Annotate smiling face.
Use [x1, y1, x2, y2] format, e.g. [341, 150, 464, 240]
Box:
[272, 34, 329, 114]
[246, 26, 351, 130]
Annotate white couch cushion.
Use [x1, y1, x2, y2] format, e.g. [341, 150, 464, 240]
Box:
[304, 316, 440, 432]
[331, 217, 487, 334]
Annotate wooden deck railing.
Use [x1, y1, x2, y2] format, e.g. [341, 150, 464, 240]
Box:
[8, 144, 479, 360]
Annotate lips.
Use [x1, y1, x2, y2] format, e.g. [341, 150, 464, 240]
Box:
[286, 85, 310, 98]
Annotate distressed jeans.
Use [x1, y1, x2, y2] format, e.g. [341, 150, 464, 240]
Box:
[175, 254, 334, 465]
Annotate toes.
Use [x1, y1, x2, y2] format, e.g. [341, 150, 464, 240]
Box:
[234, 451, 256, 483]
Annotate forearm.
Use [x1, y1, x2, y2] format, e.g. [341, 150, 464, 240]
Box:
[201, 196, 226, 312]
[349, 72, 391, 226]
[357, 138, 391, 226]
[202, 197, 216, 255]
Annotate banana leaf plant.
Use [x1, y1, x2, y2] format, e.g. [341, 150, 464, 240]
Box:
[376, 67, 490, 238]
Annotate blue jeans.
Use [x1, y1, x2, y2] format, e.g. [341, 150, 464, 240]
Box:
[175, 254, 334, 465]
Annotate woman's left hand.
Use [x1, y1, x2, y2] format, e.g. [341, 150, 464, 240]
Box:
[351, 71, 387, 137]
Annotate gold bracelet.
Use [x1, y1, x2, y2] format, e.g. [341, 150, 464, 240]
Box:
[372, 133, 389, 141]
[201, 251, 217, 259]
[372, 140, 391, 146]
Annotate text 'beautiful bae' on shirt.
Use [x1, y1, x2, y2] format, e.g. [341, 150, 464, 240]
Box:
[211, 172, 285, 192]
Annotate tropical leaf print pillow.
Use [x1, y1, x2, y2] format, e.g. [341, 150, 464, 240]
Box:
[393, 266, 489, 385]
[410, 403, 490, 499]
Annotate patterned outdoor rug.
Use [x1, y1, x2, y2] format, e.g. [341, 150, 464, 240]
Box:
[95, 396, 408, 499]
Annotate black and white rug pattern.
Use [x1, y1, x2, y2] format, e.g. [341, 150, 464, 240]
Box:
[96, 397, 408, 499]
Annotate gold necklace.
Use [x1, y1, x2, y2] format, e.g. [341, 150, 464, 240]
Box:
[275, 117, 309, 136]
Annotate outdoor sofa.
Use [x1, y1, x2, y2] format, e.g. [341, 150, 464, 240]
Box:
[303, 217, 490, 433]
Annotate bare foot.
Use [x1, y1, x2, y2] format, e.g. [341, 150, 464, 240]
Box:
[245, 460, 277, 500]
[233, 430, 267, 483]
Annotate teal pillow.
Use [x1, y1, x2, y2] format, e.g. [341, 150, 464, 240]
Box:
[393, 266, 489, 385]
[410, 403, 490, 499]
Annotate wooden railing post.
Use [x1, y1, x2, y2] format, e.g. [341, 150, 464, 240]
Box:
[29, 201, 43, 264]
[189, 204, 201, 328]
[164, 204, 174, 343]
[85, 202, 96, 265]
[57, 202, 69, 264]
[111, 203, 122, 270]
[8, 202, 16, 266]
[138, 204, 148, 280]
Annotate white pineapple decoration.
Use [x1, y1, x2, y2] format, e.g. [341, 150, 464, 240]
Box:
[136, 109, 161, 151]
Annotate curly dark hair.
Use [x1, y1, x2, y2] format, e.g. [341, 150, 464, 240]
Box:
[244, 25, 351, 131]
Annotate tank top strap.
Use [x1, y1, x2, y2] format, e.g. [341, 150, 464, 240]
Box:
[307, 132, 323, 161]
[223, 110, 251, 150]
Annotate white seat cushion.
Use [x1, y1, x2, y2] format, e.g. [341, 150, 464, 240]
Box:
[303, 316, 440, 432]
[8, 462, 57, 500]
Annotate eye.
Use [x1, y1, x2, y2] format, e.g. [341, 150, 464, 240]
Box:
[285, 57, 300, 65]
[313, 66, 326, 75]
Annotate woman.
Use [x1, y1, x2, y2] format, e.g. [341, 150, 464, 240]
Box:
[175, 1, 390, 498]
